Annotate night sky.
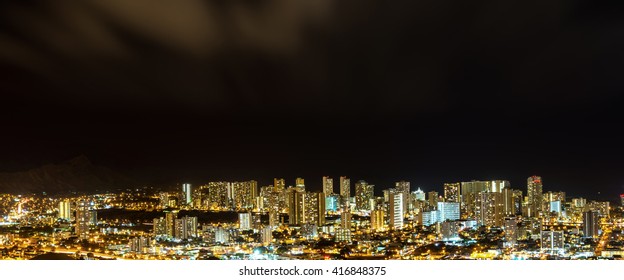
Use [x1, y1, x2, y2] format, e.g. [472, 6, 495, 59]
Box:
[1, 1, 623, 199]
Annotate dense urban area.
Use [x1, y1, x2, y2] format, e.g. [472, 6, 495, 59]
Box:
[0, 176, 622, 260]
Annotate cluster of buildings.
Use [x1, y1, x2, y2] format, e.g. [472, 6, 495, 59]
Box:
[0, 175, 622, 259]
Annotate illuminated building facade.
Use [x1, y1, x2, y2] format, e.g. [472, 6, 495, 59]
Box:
[474, 191, 503, 227]
[355, 180, 374, 211]
[389, 193, 404, 230]
[322, 176, 334, 196]
[303, 192, 326, 226]
[444, 183, 460, 203]
[437, 202, 460, 222]
[239, 212, 251, 230]
[340, 177, 351, 206]
[428, 191, 439, 210]
[527, 176, 543, 218]
[583, 210, 600, 239]
[174, 216, 198, 239]
[58, 200, 71, 221]
[75, 200, 91, 240]
[182, 183, 192, 205]
[371, 209, 386, 231]
[231, 181, 258, 210]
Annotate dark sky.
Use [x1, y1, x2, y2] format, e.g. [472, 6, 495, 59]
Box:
[1, 1, 624, 199]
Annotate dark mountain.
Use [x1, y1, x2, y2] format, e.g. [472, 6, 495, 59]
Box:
[0, 155, 134, 194]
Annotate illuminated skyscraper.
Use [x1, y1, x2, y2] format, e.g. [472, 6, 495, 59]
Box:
[182, 183, 192, 205]
[174, 216, 198, 240]
[231, 181, 258, 210]
[303, 192, 326, 226]
[340, 177, 351, 205]
[153, 217, 167, 238]
[325, 194, 340, 212]
[355, 180, 374, 211]
[295, 177, 305, 190]
[413, 188, 425, 201]
[437, 202, 460, 222]
[444, 183, 460, 203]
[322, 176, 334, 196]
[527, 176, 543, 218]
[370, 209, 386, 231]
[621, 195, 624, 207]
[389, 193, 404, 230]
[428, 191, 439, 209]
[165, 210, 178, 238]
[158, 192, 170, 208]
[274, 178, 286, 191]
[395, 181, 411, 213]
[287, 188, 305, 225]
[583, 210, 600, 239]
[512, 189, 523, 216]
[504, 217, 519, 247]
[75, 200, 90, 240]
[129, 236, 151, 253]
[207, 182, 230, 210]
[58, 200, 71, 221]
[239, 212, 252, 230]
[502, 188, 520, 216]
[475, 191, 504, 227]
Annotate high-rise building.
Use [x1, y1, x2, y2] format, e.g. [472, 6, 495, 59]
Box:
[303, 192, 326, 226]
[428, 191, 439, 209]
[231, 181, 258, 210]
[395, 181, 411, 213]
[325, 194, 340, 213]
[129, 236, 151, 253]
[239, 212, 252, 230]
[583, 211, 600, 239]
[585, 201, 610, 217]
[75, 200, 91, 240]
[274, 178, 286, 191]
[153, 217, 167, 237]
[444, 183, 460, 203]
[174, 216, 198, 240]
[527, 176, 543, 218]
[437, 202, 460, 222]
[355, 180, 374, 211]
[58, 200, 71, 221]
[413, 188, 426, 201]
[512, 190, 523, 216]
[158, 192, 170, 209]
[389, 193, 404, 230]
[502, 188, 520, 216]
[461, 180, 507, 219]
[323, 176, 334, 196]
[370, 209, 386, 231]
[207, 182, 230, 210]
[541, 230, 564, 255]
[621, 194, 624, 207]
[182, 183, 192, 205]
[340, 208, 351, 225]
[287, 188, 305, 225]
[340, 177, 351, 205]
[295, 178, 305, 190]
[475, 191, 504, 227]
[165, 210, 178, 237]
[504, 217, 519, 247]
